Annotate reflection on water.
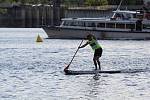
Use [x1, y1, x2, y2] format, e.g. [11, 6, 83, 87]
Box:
[0, 28, 150, 100]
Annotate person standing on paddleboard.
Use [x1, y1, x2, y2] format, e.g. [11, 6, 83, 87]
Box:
[79, 34, 103, 70]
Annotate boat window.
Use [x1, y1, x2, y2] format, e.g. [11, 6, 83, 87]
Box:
[115, 13, 122, 18]
[136, 14, 144, 19]
[116, 23, 125, 29]
[63, 21, 77, 26]
[115, 13, 123, 19]
[77, 21, 85, 27]
[106, 23, 115, 28]
[63, 21, 85, 27]
[126, 24, 135, 29]
[97, 23, 105, 28]
[126, 14, 131, 19]
[63, 21, 70, 26]
[143, 24, 150, 29]
[86, 22, 96, 27]
[70, 22, 77, 26]
[133, 14, 136, 18]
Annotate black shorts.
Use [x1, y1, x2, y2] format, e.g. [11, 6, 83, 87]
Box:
[94, 48, 102, 57]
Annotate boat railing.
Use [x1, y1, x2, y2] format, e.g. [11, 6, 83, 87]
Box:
[60, 15, 150, 32]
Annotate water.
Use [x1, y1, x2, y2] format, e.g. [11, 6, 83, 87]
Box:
[0, 28, 150, 100]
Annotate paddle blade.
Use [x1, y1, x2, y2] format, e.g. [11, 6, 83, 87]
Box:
[64, 64, 70, 72]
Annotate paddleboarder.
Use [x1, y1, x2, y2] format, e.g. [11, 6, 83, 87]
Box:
[79, 34, 103, 70]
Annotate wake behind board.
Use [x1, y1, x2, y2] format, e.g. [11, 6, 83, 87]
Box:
[64, 70, 121, 75]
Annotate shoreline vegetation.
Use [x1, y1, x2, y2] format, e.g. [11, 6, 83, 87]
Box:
[0, 0, 149, 28]
[0, 0, 144, 6]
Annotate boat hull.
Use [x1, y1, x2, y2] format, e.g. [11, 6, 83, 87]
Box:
[43, 27, 150, 40]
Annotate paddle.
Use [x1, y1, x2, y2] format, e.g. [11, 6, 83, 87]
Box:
[64, 40, 84, 71]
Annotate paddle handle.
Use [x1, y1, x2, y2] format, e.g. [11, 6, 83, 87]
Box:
[64, 40, 83, 70]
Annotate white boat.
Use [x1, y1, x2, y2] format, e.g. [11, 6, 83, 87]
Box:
[44, 9, 150, 39]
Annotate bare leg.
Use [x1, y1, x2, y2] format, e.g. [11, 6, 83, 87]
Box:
[95, 56, 101, 70]
[93, 58, 97, 70]
[93, 57, 100, 80]
[97, 60, 101, 70]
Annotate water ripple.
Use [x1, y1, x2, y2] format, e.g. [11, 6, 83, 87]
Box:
[0, 34, 150, 100]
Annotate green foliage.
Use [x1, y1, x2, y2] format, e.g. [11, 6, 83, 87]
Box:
[63, 0, 70, 6]
[99, 0, 108, 5]
[0, 0, 50, 4]
[0, 0, 107, 6]
[85, 0, 95, 6]
[0, 8, 7, 14]
[127, 0, 137, 5]
[63, 0, 80, 6]
[0, 0, 16, 3]
[0, 0, 140, 5]
[85, 0, 108, 6]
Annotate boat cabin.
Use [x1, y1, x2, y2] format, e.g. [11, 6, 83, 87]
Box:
[60, 10, 150, 31]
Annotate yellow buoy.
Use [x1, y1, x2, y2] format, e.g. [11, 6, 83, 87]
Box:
[36, 34, 43, 42]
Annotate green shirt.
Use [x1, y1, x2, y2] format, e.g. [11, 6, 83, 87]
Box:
[88, 38, 101, 51]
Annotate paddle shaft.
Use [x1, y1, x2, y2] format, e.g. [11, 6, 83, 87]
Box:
[65, 40, 83, 70]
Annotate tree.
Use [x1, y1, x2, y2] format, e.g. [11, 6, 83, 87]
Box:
[0, 0, 16, 3]
[63, 0, 79, 6]
[85, 0, 108, 6]
[128, 0, 136, 5]
[0, 0, 50, 4]
[99, 0, 108, 5]
[85, 0, 95, 6]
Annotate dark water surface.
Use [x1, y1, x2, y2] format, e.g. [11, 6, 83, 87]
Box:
[0, 28, 150, 100]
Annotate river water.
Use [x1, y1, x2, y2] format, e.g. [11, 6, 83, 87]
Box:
[0, 28, 150, 100]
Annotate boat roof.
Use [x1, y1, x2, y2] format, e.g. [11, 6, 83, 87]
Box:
[113, 10, 140, 14]
[62, 17, 107, 20]
[62, 17, 109, 21]
[62, 10, 140, 21]
[61, 17, 137, 23]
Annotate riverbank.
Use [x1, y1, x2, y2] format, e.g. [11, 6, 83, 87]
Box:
[0, 4, 145, 28]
